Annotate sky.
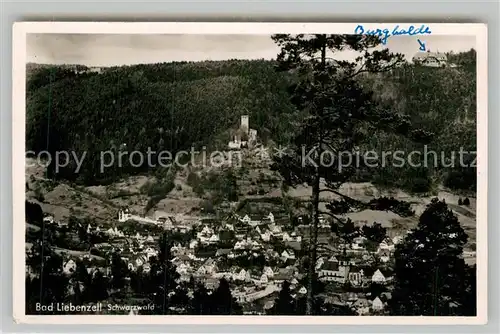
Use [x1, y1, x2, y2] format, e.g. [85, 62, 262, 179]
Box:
[26, 34, 476, 67]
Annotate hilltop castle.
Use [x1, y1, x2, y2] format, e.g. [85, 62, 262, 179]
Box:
[228, 115, 257, 150]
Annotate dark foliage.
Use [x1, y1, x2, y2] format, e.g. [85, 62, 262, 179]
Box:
[390, 199, 474, 316]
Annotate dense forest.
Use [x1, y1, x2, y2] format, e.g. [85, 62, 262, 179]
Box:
[26, 48, 476, 192]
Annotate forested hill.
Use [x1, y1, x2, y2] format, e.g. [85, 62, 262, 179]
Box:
[26, 50, 476, 191]
[26, 60, 299, 185]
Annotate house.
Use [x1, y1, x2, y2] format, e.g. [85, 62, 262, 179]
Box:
[371, 269, 393, 284]
[318, 257, 360, 284]
[379, 251, 391, 263]
[209, 234, 220, 243]
[392, 235, 403, 245]
[142, 263, 151, 273]
[318, 261, 346, 283]
[289, 232, 302, 243]
[281, 250, 296, 261]
[259, 274, 269, 285]
[234, 241, 245, 250]
[204, 278, 220, 290]
[316, 257, 325, 270]
[62, 259, 77, 275]
[144, 247, 157, 260]
[189, 240, 198, 249]
[262, 266, 274, 278]
[272, 268, 296, 287]
[267, 212, 275, 223]
[412, 51, 448, 67]
[176, 263, 191, 275]
[270, 224, 282, 235]
[240, 215, 252, 224]
[43, 215, 55, 224]
[216, 248, 232, 257]
[348, 267, 364, 286]
[118, 208, 131, 222]
[298, 286, 307, 295]
[377, 238, 395, 252]
[323, 294, 345, 307]
[134, 255, 148, 268]
[352, 298, 371, 315]
[171, 243, 182, 254]
[234, 269, 251, 281]
[260, 230, 272, 242]
[371, 296, 385, 311]
[198, 260, 218, 275]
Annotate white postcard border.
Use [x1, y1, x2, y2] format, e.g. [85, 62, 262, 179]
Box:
[12, 21, 488, 325]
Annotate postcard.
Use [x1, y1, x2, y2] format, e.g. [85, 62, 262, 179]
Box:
[12, 22, 487, 325]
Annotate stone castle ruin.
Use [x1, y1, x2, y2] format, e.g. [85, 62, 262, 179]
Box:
[228, 115, 257, 150]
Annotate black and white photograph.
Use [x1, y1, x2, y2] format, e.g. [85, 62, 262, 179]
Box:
[13, 22, 487, 324]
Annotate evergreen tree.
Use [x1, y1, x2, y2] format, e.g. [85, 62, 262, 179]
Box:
[110, 251, 129, 290]
[460, 264, 477, 316]
[148, 232, 182, 314]
[332, 218, 360, 255]
[362, 222, 388, 256]
[390, 199, 474, 315]
[458, 198, 463, 205]
[25, 244, 69, 314]
[130, 267, 147, 295]
[463, 197, 470, 206]
[72, 260, 92, 302]
[25, 222, 70, 314]
[270, 280, 295, 315]
[209, 278, 242, 315]
[25, 200, 43, 226]
[190, 283, 211, 315]
[271, 33, 431, 314]
[88, 270, 109, 302]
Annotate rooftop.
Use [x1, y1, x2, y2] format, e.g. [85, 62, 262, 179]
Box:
[413, 51, 447, 61]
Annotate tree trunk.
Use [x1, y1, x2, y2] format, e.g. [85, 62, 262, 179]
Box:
[305, 34, 327, 316]
[306, 171, 321, 315]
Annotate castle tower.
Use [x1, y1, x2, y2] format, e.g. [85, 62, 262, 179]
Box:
[240, 115, 249, 134]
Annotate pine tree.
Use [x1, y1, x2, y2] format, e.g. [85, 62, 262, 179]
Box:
[332, 218, 360, 255]
[190, 283, 211, 315]
[458, 198, 463, 205]
[270, 280, 295, 315]
[88, 270, 109, 302]
[72, 260, 92, 302]
[362, 222, 388, 256]
[209, 278, 242, 315]
[463, 197, 470, 206]
[110, 251, 129, 290]
[25, 222, 69, 314]
[390, 199, 474, 315]
[148, 232, 182, 314]
[271, 34, 432, 314]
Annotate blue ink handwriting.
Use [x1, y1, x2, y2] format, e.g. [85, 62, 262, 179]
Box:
[417, 39, 426, 51]
[354, 24, 432, 45]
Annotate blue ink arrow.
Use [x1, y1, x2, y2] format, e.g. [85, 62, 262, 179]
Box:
[417, 39, 426, 51]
